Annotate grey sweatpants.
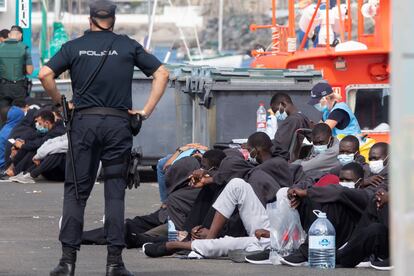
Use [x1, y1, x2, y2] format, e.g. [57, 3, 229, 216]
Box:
[191, 178, 271, 258]
[212, 178, 270, 236]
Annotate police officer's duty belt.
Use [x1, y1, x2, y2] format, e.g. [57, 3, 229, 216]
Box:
[76, 107, 129, 119]
[0, 78, 26, 85]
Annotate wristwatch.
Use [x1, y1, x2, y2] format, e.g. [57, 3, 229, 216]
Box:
[140, 110, 148, 120]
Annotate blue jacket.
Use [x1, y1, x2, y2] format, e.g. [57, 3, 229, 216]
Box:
[323, 102, 361, 137]
[0, 106, 24, 168]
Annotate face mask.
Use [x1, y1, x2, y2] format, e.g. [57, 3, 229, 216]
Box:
[248, 148, 259, 165]
[337, 153, 355, 166]
[275, 110, 288, 121]
[36, 122, 49, 134]
[339, 181, 356, 189]
[369, 160, 385, 174]
[248, 156, 259, 165]
[313, 144, 328, 154]
[314, 103, 329, 113]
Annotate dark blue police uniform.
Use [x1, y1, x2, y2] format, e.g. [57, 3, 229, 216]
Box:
[46, 30, 161, 250]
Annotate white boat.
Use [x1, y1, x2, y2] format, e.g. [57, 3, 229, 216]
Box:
[187, 54, 248, 68]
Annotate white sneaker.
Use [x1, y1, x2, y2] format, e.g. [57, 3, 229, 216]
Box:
[9, 172, 24, 182]
[11, 173, 35, 184]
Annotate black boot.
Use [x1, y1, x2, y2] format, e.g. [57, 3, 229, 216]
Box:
[106, 247, 134, 276]
[50, 246, 76, 276]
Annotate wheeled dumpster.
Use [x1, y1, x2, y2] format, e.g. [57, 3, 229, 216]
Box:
[188, 68, 323, 147]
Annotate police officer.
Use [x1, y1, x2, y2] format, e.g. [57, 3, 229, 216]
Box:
[38, 1, 169, 275]
[0, 26, 33, 109]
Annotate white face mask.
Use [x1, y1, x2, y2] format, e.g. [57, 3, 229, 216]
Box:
[337, 153, 355, 166]
[369, 159, 385, 174]
[339, 181, 356, 189]
[339, 178, 361, 189]
[248, 148, 259, 165]
[248, 156, 259, 165]
[275, 110, 288, 121]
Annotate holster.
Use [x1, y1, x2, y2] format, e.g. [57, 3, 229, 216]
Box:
[129, 114, 142, 136]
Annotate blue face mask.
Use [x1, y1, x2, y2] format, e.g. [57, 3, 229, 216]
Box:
[314, 103, 329, 113]
[36, 122, 49, 134]
[276, 110, 288, 121]
[337, 153, 355, 165]
[313, 144, 328, 154]
[313, 137, 331, 154]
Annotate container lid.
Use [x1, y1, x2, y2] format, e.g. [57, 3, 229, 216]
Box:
[313, 210, 327, 218]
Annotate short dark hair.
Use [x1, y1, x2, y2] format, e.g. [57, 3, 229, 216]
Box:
[340, 135, 360, 151]
[270, 93, 293, 106]
[312, 123, 332, 138]
[342, 162, 364, 180]
[248, 132, 273, 151]
[203, 149, 226, 168]
[92, 16, 115, 28]
[0, 29, 9, 39]
[25, 97, 39, 106]
[37, 110, 55, 123]
[371, 142, 389, 156]
[13, 99, 26, 108]
[10, 25, 23, 34]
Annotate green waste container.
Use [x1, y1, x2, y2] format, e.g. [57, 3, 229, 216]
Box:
[188, 68, 324, 147]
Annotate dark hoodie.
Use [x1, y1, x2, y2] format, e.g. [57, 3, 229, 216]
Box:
[213, 156, 253, 186]
[273, 112, 311, 160]
[163, 156, 201, 230]
[360, 166, 389, 197]
[8, 108, 38, 140]
[213, 155, 292, 206]
[247, 156, 293, 205]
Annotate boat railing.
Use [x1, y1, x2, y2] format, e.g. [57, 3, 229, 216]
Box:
[250, 24, 290, 57]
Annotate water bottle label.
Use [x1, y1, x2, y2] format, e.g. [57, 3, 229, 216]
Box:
[257, 122, 267, 129]
[309, 235, 335, 250]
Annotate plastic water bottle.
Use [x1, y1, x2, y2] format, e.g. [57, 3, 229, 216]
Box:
[308, 210, 336, 268]
[256, 101, 267, 132]
[269, 230, 279, 265]
[167, 217, 178, 241]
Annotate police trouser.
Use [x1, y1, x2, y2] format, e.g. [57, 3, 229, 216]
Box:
[59, 113, 132, 250]
[0, 81, 27, 128]
[0, 81, 27, 105]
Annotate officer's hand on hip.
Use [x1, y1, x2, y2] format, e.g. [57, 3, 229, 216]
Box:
[128, 109, 148, 120]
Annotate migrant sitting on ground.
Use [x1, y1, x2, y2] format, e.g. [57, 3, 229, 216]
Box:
[4, 110, 65, 180]
[269, 93, 311, 160]
[81, 149, 225, 249]
[292, 123, 340, 173]
[330, 135, 370, 177]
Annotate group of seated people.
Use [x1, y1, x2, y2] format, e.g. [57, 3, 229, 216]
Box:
[0, 98, 67, 183]
[81, 90, 391, 271]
